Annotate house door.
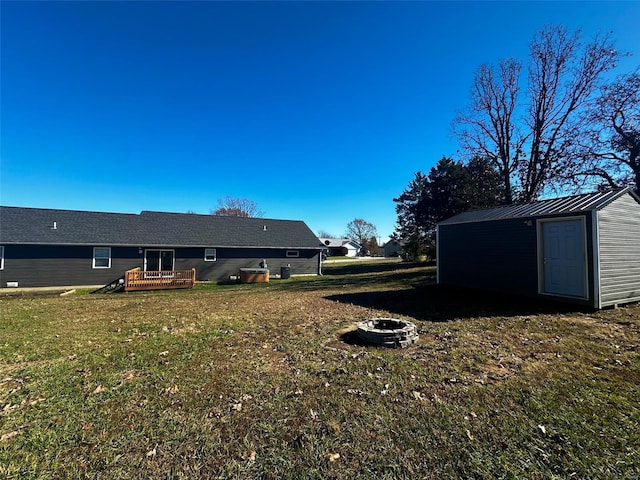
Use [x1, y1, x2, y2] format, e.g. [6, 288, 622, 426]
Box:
[540, 219, 587, 298]
[144, 250, 174, 272]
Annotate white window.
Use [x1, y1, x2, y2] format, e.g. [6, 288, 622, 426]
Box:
[0, 246, 4, 270]
[204, 248, 217, 262]
[93, 247, 111, 268]
[286, 250, 299, 258]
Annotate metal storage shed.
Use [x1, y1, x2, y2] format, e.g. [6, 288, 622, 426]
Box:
[436, 188, 640, 308]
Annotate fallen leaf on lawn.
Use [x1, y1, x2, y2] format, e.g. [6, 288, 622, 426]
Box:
[29, 397, 45, 407]
[158, 351, 169, 357]
[538, 424, 547, 434]
[327, 452, 340, 462]
[231, 403, 242, 412]
[242, 450, 256, 462]
[412, 391, 425, 401]
[164, 385, 179, 394]
[146, 446, 157, 457]
[82, 423, 93, 431]
[310, 408, 318, 420]
[347, 388, 363, 396]
[91, 385, 107, 395]
[1, 430, 20, 442]
[465, 429, 474, 440]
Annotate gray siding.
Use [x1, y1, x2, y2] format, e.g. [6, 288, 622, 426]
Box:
[438, 213, 596, 306]
[438, 218, 539, 295]
[597, 194, 640, 307]
[175, 248, 320, 282]
[0, 245, 320, 287]
[383, 241, 403, 257]
[0, 245, 141, 287]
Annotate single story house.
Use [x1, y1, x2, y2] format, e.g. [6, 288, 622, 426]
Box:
[319, 238, 361, 257]
[383, 239, 405, 258]
[437, 188, 640, 309]
[0, 206, 324, 288]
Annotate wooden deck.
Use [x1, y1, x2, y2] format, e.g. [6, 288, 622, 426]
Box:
[124, 267, 196, 292]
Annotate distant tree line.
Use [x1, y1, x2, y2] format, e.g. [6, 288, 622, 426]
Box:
[394, 25, 639, 259]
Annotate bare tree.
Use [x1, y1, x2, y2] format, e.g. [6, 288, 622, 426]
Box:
[345, 219, 377, 252]
[572, 72, 640, 191]
[211, 196, 264, 218]
[317, 230, 336, 238]
[522, 27, 617, 200]
[454, 58, 523, 204]
[455, 25, 618, 203]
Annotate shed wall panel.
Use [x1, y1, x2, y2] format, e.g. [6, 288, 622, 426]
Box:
[438, 218, 539, 295]
[598, 194, 640, 306]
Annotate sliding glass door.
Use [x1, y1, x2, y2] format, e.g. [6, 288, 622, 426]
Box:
[144, 250, 175, 275]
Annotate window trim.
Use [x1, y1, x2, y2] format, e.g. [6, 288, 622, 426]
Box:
[0, 246, 4, 270]
[93, 247, 112, 269]
[286, 250, 299, 258]
[204, 248, 217, 262]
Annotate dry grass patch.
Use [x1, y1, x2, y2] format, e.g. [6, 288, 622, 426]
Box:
[1, 263, 639, 479]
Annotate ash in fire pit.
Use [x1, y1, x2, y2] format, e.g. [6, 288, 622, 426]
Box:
[356, 318, 418, 348]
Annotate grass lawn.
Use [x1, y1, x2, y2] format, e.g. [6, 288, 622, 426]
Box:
[1, 262, 638, 479]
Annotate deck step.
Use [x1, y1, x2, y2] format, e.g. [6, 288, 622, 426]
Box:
[92, 278, 125, 294]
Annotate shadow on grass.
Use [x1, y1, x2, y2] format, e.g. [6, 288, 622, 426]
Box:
[322, 261, 427, 276]
[276, 267, 433, 292]
[326, 284, 592, 322]
[339, 329, 370, 347]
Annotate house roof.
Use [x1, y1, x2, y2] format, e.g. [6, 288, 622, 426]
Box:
[0, 206, 324, 249]
[319, 238, 361, 249]
[438, 188, 640, 226]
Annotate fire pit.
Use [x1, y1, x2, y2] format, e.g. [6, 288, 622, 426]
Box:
[356, 318, 418, 348]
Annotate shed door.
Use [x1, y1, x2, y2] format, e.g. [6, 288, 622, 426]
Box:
[540, 219, 587, 298]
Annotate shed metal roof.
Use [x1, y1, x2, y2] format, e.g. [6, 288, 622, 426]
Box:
[438, 188, 639, 226]
[0, 206, 324, 249]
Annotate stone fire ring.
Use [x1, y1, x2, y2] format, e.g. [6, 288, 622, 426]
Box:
[356, 318, 418, 348]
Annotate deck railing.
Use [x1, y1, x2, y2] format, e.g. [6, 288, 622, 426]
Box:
[124, 267, 196, 292]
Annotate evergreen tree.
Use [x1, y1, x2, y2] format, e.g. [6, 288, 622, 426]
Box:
[393, 157, 503, 259]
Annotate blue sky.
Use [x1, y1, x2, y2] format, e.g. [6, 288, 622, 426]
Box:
[2, 1, 639, 241]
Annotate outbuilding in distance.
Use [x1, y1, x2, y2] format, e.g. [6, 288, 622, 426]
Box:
[436, 187, 640, 309]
